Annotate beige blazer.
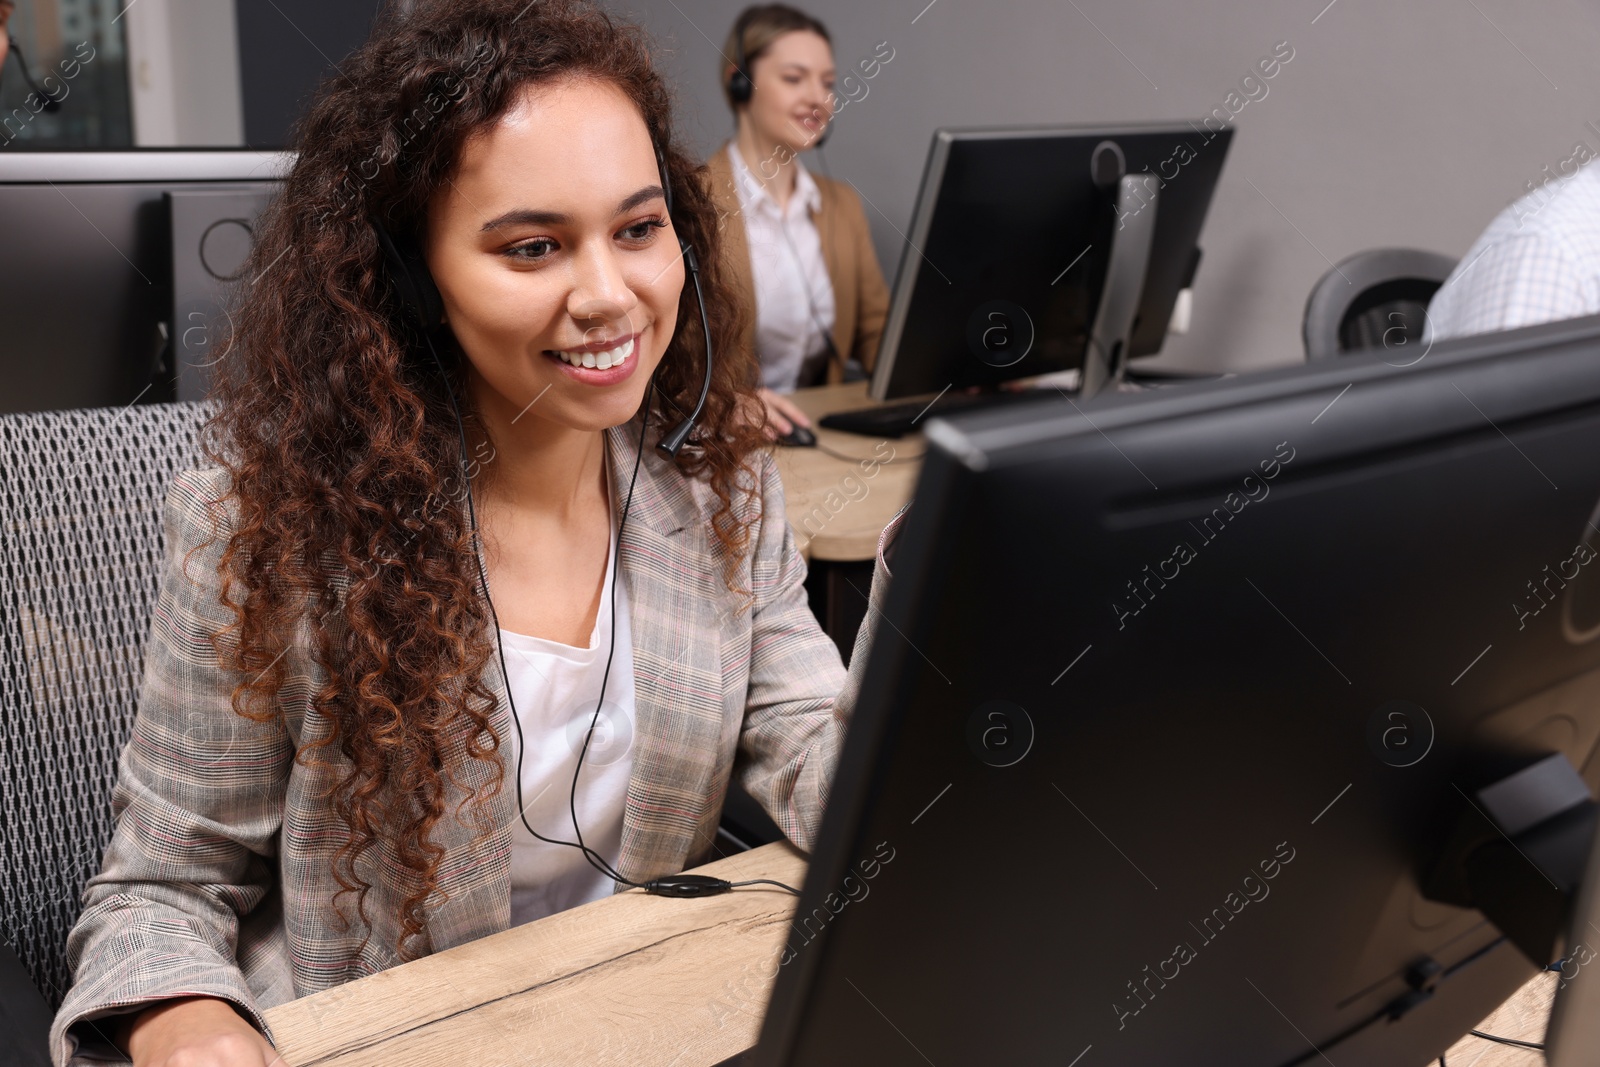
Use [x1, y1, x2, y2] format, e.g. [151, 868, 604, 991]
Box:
[50, 427, 899, 1066]
[704, 141, 893, 386]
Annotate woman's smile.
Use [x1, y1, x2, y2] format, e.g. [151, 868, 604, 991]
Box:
[544, 332, 641, 385]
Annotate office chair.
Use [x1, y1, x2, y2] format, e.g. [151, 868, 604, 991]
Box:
[0, 400, 215, 1046]
[1302, 247, 1458, 361]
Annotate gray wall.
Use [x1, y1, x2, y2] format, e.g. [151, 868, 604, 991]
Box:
[612, 0, 1600, 373]
[168, 0, 245, 145]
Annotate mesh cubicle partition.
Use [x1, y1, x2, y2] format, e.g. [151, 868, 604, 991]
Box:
[0, 401, 213, 1006]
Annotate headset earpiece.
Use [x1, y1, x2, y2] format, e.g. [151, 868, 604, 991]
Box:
[372, 220, 445, 333]
[727, 66, 753, 105]
[727, 12, 754, 106]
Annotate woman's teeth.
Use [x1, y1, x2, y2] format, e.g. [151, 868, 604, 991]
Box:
[553, 337, 635, 370]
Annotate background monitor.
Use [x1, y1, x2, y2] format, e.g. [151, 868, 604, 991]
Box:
[869, 122, 1231, 402]
[758, 314, 1600, 1065]
[169, 186, 279, 402]
[0, 150, 288, 415]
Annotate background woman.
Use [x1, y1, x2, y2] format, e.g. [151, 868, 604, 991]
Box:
[707, 3, 893, 440]
[48, 1, 892, 1063]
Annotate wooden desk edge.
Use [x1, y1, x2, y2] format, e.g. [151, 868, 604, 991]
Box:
[263, 841, 808, 1066]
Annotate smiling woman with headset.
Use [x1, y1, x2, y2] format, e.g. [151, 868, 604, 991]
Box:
[46, 2, 896, 1064]
[708, 4, 893, 442]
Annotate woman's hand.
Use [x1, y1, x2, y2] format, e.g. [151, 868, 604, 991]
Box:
[754, 387, 812, 440]
[121, 996, 281, 1067]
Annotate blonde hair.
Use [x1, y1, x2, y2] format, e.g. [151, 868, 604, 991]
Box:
[720, 3, 831, 114]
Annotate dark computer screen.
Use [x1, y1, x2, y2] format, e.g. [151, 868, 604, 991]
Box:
[759, 314, 1600, 1065]
[870, 122, 1231, 401]
[0, 150, 286, 415]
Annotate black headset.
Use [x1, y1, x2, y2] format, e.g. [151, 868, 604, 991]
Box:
[726, 12, 756, 107]
[726, 10, 831, 149]
[370, 137, 796, 900]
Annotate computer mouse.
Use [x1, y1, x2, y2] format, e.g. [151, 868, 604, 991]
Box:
[777, 425, 817, 448]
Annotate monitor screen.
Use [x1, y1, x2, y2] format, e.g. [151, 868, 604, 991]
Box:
[870, 122, 1231, 401]
[0, 150, 288, 414]
[759, 313, 1600, 1066]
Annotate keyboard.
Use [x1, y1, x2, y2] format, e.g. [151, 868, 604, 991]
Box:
[818, 388, 1058, 439]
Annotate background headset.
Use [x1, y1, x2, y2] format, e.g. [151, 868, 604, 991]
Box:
[372, 135, 797, 899]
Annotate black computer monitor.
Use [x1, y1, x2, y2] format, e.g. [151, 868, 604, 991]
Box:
[0, 150, 287, 415]
[168, 186, 281, 402]
[755, 314, 1600, 1066]
[868, 122, 1232, 403]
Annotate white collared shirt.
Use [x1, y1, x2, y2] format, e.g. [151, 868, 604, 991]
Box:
[727, 142, 837, 392]
[1426, 162, 1600, 342]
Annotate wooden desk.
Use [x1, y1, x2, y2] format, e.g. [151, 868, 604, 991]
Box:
[770, 381, 921, 563]
[1442, 971, 1555, 1065]
[262, 843, 806, 1067]
[261, 836, 1556, 1067]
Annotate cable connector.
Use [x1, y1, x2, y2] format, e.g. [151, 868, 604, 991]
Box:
[644, 874, 734, 898]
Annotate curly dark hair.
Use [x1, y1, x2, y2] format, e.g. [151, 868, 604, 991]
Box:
[196, 0, 763, 960]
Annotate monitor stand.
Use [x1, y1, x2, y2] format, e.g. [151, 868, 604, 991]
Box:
[1081, 173, 1159, 399]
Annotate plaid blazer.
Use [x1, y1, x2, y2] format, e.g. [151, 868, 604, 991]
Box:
[50, 425, 899, 1066]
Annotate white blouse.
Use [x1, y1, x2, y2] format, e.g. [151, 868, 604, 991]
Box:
[727, 141, 837, 392]
[497, 487, 636, 926]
